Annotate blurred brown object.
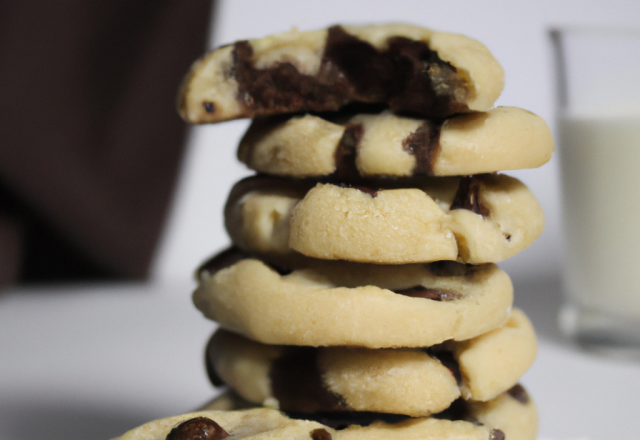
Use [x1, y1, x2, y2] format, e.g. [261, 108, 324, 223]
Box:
[0, 0, 214, 287]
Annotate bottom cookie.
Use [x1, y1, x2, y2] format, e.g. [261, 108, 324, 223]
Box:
[115, 386, 537, 440]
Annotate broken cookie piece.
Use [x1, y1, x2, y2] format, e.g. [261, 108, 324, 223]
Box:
[178, 24, 504, 123]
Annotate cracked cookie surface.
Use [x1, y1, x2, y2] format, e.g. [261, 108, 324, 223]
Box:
[225, 174, 544, 264]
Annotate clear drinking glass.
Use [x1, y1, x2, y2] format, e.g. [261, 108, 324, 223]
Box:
[552, 27, 640, 350]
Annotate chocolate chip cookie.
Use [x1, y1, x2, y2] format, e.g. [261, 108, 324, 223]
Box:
[238, 107, 553, 178]
[178, 24, 504, 123]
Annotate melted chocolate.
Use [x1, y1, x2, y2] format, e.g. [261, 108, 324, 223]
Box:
[450, 176, 490, 217]
[433, 398, 481, 425]
[490, 429, 506, 440]
[234, 40, 348, 115]
[394, 285, 461, 301]
[270, 348, 347, 413]
[230, 25, 468, 119]
[402, 122, 441, 174]
[507, 383, 529, 404]
[310, 428, 333, 440]
[334, 123, 363, 178]
[165, 417, 229, 440]
[425, 348, 462, 385]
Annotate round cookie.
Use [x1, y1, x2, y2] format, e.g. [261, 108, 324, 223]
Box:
[193, 248, 513, 348]
[224, 174, 544, 264]
[178, 23, 504, 123]
[204, 309, 535, 416]
[187, 387, 537, 440]
[113, 408, 335, 440]
[238, 107, 554, 178]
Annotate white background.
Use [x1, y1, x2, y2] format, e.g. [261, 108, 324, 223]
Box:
[151, 0, 640, 287]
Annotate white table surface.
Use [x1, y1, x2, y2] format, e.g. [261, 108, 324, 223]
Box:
[1, 276, 639, 440]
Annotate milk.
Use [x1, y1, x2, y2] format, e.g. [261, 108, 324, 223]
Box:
[559, 112, 640, 320]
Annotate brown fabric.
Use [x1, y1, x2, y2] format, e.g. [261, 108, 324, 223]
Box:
[0, 0, 214, 287]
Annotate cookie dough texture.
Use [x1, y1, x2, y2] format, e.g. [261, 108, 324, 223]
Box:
[178, 23, 504, 123]
[193, 254, 513, 348]
[113, 408, 333, 440]
[225, 174, 544, 264]
[238, 107, 554, 178]
[204, 309, 535, 416]
[117, 388, 537, 440]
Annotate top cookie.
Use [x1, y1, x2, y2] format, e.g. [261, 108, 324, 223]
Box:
[178, 24, 504, 123]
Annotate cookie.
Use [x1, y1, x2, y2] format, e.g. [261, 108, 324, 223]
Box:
[178, 24, 504, 123]
[193, 387, 537, 440]
[113, 408, 335, 440]
[204, 309, 535, 416]
[192, 248, 513, 348]
[238, 107, 554, 178]
[224, 174, 544, 264]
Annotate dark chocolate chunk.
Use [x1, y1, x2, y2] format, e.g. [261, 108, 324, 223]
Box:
[402, 121, 441, 174]
[233, 39, 349, 115]
[166, 417, 229, 440]
[203, 102, 216, 113]
[231, 25, 469, 119]
[433, 398, 481, 425]
[394, 285, 461, 301]
[450, 176, 490, 217]
[490, 429, 506, 440]
[310, 428, 333, 440]
[197, 247, 248, 277]
[425, 349, 462, 385]
[385, 37, 468, 118]
[270, 348, 347, 413]
[507, 383, 529, 404]
[323, 26, 396, 101]
[334, 123, 363, 178]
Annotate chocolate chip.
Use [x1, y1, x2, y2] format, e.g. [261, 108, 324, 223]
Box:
[507, 384, 529, 404]
[394, 285, 461, 301]
[504, 233, 512, 241]
[166, 417, 229, 440]
[334, 123, 363, 178]
[425, 349, 462, 385]
[433, 398, 481, 425]
[270, 348, 347, 413]
[402, 121, 441, 175]
[310, 428, 333, 440]
[203, 102, 216, 113]
[490, 429, 505, 440]
[450, 176, 490, 217]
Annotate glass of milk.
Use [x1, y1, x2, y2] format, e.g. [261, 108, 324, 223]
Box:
[552, 27, 640, 350]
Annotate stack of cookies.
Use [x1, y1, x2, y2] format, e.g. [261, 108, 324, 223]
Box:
[115, 24, 553, 440]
